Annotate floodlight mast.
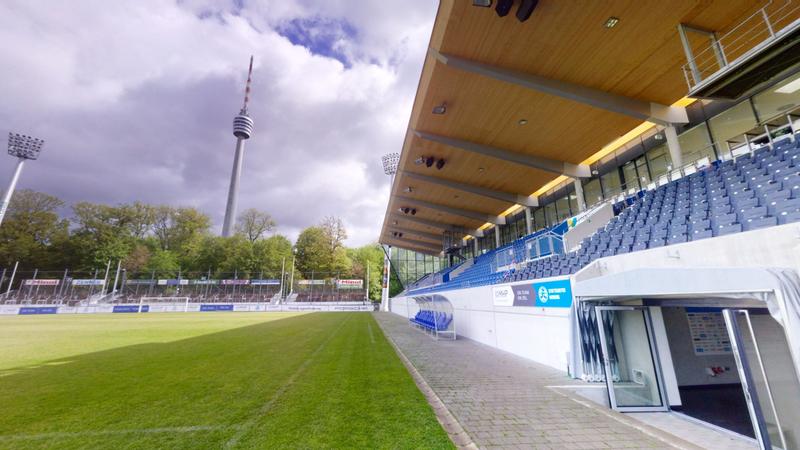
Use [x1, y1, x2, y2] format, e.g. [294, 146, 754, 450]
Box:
[0, 133, 44, 227]
[222, 56, 255, 237]
[380, 153, 399, 311]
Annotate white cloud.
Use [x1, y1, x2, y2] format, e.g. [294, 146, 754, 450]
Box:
[0, 0, 437, 247]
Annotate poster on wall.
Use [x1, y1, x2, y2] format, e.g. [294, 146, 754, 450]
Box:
[532, 279, 572, 308]
[685, 307, 731, 355]
[491, 285, 534, 307]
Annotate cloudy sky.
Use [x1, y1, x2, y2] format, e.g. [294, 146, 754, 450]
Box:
[0, 0, 437, 246]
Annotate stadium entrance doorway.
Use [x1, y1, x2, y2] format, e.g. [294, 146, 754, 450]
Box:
[595, 306, 669, 412]
[574, 268, 800, 449]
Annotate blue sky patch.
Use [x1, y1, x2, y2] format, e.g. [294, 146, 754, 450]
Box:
[277, 17, 358, 68]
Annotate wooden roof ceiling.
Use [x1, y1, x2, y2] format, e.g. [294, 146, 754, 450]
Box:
[381, 0, 771, 254]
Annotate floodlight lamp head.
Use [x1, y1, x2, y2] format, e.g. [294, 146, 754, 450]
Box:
[8, 132, 44, 160]
[381, 152, 400, 175]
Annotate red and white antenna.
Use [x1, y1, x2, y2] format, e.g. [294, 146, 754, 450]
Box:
[242, 55, 253, 114]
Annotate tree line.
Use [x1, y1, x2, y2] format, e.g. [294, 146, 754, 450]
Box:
[0, 190, 387, 300]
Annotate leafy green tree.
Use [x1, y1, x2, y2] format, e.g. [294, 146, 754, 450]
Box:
[70, 202, 137, 270]
[0, 190, 68, 268]
[348, 244, 384, 301]
[144, 248, 180, 276]
[252, 235, 292, 277]
[295, 226, 328, 274]
[236, 209, 276, 243]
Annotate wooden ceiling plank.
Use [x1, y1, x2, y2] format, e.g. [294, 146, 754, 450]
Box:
[431, 48, 689, 126]
[415, 130, 591, 178]
[395, 195, 506, 225]
[403, 171, 538, 207]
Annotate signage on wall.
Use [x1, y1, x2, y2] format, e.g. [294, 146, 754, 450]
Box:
[337, 279, 363, 289]
[71, 279, 105, 286]
[532, 279, 573, 308]
[686, 307, 731, 355]
[23, 279, 60, 286]
[250, 279, 280, 286]
[492, 285, 535, 307]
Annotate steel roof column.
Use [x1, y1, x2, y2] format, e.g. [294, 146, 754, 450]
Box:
[524, 207, 533, 235]
[665, 125, 683, 169]
[573, 178, 587, 212]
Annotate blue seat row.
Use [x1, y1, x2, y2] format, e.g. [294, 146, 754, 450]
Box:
[410, 310, 452, 331]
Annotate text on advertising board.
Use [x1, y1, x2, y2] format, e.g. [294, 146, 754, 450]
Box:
[532, 279, 573, 308]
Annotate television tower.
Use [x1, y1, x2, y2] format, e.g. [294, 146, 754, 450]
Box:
[222, 56, 255, 237]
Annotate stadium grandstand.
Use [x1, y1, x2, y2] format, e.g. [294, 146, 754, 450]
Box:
[381, 1, 800, 448]
[0, 268, 371, 312]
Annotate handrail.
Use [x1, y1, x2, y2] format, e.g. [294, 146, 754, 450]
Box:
[682, 0, 800, 89]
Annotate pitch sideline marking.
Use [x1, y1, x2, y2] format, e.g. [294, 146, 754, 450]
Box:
[222, 314, 354, 448]
[366, 321, 376, 345]
[0, 425, 243, 442]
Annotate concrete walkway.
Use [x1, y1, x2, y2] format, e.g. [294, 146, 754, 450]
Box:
[374, 312, 698, 450]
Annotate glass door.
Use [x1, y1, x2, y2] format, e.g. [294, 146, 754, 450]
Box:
[723, 309, 800, 450]
[595, 306, 669, 412]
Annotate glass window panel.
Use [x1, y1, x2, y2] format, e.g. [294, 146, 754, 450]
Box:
[646, 144, 672, 180]
[635, 156, 651, 186]
[621, 161, 640, 192]
[601, 170, 622, 198]
[544, 203, 557, 226]
[583, 179, 603, 208]
[753, 71, 800, 124]
[709, 100, 757, 150]
[555, 196, 571, 221]
[533, 207, 546, 231]
[568, 193, 579, 216]
[678, 123, 714, 164]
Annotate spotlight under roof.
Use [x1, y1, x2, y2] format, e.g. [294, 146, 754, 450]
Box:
[473, 0, 492, 6]
[604, 16, 620, 28]
[432, 103, 447, 115]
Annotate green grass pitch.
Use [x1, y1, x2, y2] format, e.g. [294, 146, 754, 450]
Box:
[0, 312, 453, 449]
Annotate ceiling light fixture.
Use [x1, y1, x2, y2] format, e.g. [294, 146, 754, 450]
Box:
[518, 119, 528, 125]
[432, 102, 447, 115]
[478, 167, 485, 173]
[495, 0, 513, 17]
[425, 156, 435, 168]
[436, 158, 446, 170]
[604, 16, 620, 28]
[473, 0, 492, 6]
[516, 0, 538, 22]
[414, 156, 425, 165]
[404, 186, 414, 193]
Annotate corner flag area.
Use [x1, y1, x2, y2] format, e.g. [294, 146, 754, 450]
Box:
[0, 313, 453, 449]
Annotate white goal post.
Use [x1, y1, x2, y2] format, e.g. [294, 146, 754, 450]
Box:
[138, 296, 191, 312]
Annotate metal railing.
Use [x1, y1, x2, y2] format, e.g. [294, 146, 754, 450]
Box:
[682, 0, 800, 90]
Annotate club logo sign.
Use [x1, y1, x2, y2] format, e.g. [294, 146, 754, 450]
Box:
[537, 286, 549, 303]
[533, 279, 573, 308]
[492, 286, 514, 307]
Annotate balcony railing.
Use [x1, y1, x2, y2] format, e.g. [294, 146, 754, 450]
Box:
[681, 0, 800, 91]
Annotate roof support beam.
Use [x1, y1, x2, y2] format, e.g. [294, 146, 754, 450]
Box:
[388, 236, 442, 252]
[403, 171, 538, 207]
[384, 240, 441, 255]
[387, 227, 442, 243]
[431, 49, 688, 126]
[396, 196, 506, 225]
[389, 213, 484, 237]
[415, 130, 591, 178]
